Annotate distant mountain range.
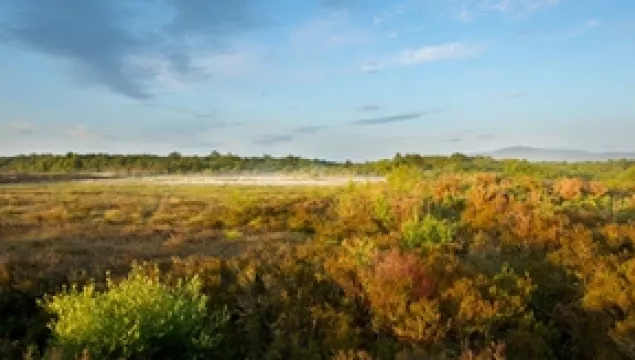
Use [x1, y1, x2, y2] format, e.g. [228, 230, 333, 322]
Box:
[477, 146, 635, 162]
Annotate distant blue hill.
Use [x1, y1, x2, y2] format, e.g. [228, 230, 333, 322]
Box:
[478, 146, 635, 162]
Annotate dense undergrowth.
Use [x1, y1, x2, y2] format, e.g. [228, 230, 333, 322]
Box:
[1, 167, 634, 359]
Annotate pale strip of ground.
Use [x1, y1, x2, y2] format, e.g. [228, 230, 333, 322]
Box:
[79, 174, 386, 187]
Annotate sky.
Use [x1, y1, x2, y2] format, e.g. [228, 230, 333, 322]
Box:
[0, 0, 634, 161]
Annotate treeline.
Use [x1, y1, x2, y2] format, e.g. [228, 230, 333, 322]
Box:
[0, 152, 634, 182]
[0, 152, 341, 174]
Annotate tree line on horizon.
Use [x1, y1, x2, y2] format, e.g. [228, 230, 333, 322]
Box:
[0, 152, 633, 182]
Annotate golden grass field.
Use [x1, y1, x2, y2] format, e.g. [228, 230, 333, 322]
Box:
[0, 179, 350, 286]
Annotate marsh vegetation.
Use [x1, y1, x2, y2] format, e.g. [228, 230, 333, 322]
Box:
[0, 155, 634, 359]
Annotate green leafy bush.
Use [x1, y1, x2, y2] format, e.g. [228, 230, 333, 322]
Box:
[386, 165, 424, 192]
[401, 213, 458, 249]
[42, 262, 227, 359]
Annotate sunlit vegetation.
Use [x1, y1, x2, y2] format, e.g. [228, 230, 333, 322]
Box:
[1, 155, 634, 359]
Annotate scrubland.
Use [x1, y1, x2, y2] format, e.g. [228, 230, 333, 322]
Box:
[1, 166, 634, 359]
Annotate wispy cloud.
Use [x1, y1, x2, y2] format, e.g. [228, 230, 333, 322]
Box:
[489, 0, 560, 13]
[291, 10, 369, 51]
[517, 18, 600, 41]
[399, 42, 483, 65]
[451, 0, 561, 22]
[293, 125, 328, 134]
[143, 102, 218, 120]
[4, 120, 36, 135]
[360, 61, 381, 73]
[352, 109, 446, 126]
[361, 42, 484, 72]
[193, 47, 265, 78]
[2, 121, 118, 142]
[357, 104, 382, 112]
[65, 125, 94, 139]
[253, 134, 295, 146]
[372, 3, 407, 25]
[561, 18, 600, 39]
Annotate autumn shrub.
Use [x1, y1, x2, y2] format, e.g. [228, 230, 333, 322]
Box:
[356, 249, 447, 351]
[216, 245, 371, 360]
[42, 262, 228, 359]
[323, 188, 383, 242]
[582, 257, 635, 359]
[553, 178, 586, 200]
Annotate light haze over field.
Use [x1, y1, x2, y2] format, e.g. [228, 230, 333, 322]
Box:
[0, 0, 634, 161]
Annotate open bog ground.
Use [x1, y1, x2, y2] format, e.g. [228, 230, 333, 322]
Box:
[0, 173, 383, 277]
[0, 179, 352, 279]
[82, 173, 386, 186]
[0, 172, 385, 186]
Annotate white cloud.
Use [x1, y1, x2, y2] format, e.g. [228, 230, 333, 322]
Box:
[361, 42, 485, 72]
[398, 42, 482, 65]
[485, 0, 560, 13]
[450, 0, 561, 21]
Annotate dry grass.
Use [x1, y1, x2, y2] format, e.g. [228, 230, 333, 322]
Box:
[0, 182, 337, 284]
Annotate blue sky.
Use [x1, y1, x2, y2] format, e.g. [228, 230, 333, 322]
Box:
[0, 0, 634, 160]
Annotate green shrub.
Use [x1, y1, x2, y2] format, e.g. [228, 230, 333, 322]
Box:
[401, 213, 458, 249]
[42, 262, 227, 360]
[386, 165, 424, 192]
[372, 194, 391, 220]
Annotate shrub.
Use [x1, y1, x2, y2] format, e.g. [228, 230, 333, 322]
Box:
[42, 262, 227, 359]
[386, 165, 424, 192]
[401, 213, 458, 249]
